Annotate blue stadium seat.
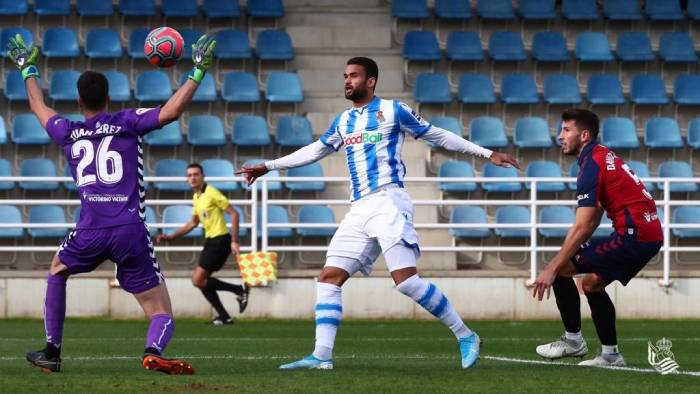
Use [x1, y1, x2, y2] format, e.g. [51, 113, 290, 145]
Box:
[187, 115, 226, 146]
[247, 0, 284, 18]
[241, 159, 281, 192]
[645, 117, 683, 148]
[42, 28, 80, 58]
[144, 207, 158, 237]
[592, 214, 613, 238]
[64, 113, 85, 122]
[539, 206, 575, 238]
[403, 31, 441, 61]
[179, 72, 216, 102]
[222, 72, 260, 103]
[645, 0, 683, 21]
[256, 206, 292, 238]
[136, 71, 172, 102]
[458, 73, 496, 104]
[630, 74, 668, 105]
[469, 117, 508, 148]
[297, 205, 336, 237]
[488, 31, 526, 61]
[482, 163, 521, 193]
[128, 28, 149, 59]
[616, 32, 654, 61]
[657, 161, 698, 192]
[162, 205, 202, 237]
[0, 116, 6, 144]
[519, 0, 556, 20]
[514, 117, 552, 148]
[392, 0, 429, 19]
[265, 72, 303, 103]
[601, 117, 639, 149]
[561, 0, 599, 20]
[0, 159, 13, 190]
[446, 31, 483, 61]
[435, 0, 471, 19]
[449, 206, 490, 239]
[688, 118, 700, 149]
[161, 0, 198, 17]
[34, 0, 70, 15]
[0, 28, 32, 56]
[526, 161, 565, 192]
[28, 206, 68, 238]
[532, 31, 568, 62]
[85, 29, 122, 59]
[215, 29, 252, 59]
[568, 162, 579, 191]
[544, 74, 581, 104]
[690, 0, 700, 20]
[477, 0, 515, 19]
[179, 28, 203, 59]
[587, 74, 624, 105]
[603, 0, 642, 20]
[20, 159, 59, 191]
[201, 159, 238, 192]
[143, 121, 182, 146]
[154, 159, 189, 191]
[672, 207, 700, 238]
[203, 0, 239, 18]
[414, 73, 451, 103]
[495, 206, 530, 238]
[575, 32, 612, 62]
[659, 32, 698, 63]
[275, 116, 313, 147]
[0, 0, 28, 15]
[232, 116, 271, 146]
[12, 114, 49, 145]
[0, 205, 23, 238]
[119, 0, 156, 16]
[627, 160, 654, 192]
[256, 30, 293, 60]
[104, 71, 131, 102]
[64, 166, 76, 192]
[49, 71, 80, 101]
[226, 207, 248, 238]
[286, 163, 325, 192]
[501, 73, 538, 104]
[439, 160, 477, 193]
[5, 71, 27, 101]
[674, 75, 700, 105]
[77, 0, 114, 16]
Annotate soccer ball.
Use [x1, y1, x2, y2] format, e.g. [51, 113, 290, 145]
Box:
[144, 27, 184, 68]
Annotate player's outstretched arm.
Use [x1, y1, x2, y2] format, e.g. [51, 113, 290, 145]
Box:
[420, 126, 521, 169]
[235, 140, 335, 185]
[156, 215, 200, 242]
[159, 34, 216, 125]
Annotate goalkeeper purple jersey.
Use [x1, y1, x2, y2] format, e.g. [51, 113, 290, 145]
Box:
[46, 107, 162, 229]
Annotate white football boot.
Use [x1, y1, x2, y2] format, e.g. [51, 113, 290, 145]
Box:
[578, 353, 626, 367]
[536, 335, 588, 360]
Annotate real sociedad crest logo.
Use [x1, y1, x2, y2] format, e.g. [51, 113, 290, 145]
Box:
[648, 338, 680, 375]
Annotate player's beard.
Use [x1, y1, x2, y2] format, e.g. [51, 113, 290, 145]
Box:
[345, 86, 368, 102]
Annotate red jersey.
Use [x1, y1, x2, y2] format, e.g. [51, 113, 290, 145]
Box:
[577, 142, 663, 243]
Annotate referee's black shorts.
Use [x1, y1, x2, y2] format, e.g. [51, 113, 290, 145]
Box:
[198, 234, 232, 272]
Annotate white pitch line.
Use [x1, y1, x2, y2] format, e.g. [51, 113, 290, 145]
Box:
[3, 337, 700, 342]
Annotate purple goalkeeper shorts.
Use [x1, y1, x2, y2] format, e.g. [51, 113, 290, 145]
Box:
[57, 221, 164, 294]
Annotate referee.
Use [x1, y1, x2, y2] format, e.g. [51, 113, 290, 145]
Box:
[156, 163, 249, 325]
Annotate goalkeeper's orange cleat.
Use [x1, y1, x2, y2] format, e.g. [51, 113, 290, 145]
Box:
[142, 354, 195, 375]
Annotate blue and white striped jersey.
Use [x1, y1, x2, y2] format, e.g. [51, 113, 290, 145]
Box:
[320, 96, 430, 201]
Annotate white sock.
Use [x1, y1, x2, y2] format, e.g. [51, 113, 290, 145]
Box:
[565, 331, 583, 343]
[312, 282, 342, 361]
[396, 274, 472, 340]
[601, 344, 619, 355]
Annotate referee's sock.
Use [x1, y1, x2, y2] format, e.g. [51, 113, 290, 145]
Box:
[206, 277, 244, 296]
[200, 285, 230, 320]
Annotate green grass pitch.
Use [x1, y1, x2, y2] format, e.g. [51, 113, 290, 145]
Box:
[1, 319, 699, 393]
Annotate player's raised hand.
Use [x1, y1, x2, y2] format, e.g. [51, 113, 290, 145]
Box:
[235, 163, 269, 186]
[489, 152, 520, 170]
[532, 268, 556, 301]
[155, 234, 172, 243]
[189, 34, 216, 84]
[7, 34, 39, 80]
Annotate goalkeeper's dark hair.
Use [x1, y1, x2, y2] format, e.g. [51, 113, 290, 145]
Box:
[77, 71, 109, 111]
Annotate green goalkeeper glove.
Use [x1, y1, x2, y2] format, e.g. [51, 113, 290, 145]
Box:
[7, 33, 39, 80]
[189, 34, 216, 84]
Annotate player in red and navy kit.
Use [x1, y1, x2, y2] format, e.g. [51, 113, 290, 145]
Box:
[532, 109, 662, 367]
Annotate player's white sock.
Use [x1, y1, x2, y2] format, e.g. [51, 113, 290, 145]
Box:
[602, 344, 619, 355]
[565, 331, 583, 343]
[396, 274, 472, 339]
[312, 282, 342, 361]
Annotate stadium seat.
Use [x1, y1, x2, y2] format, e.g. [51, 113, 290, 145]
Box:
[187, 115, 226, 146]
[688, 118, 700, 149]
[414, 73, 451, 103]
[285, 163, 325, 192]
[77, 0, 114, 16]
[241, 159, 281, 191]
[203, 0, 239, 18]
[429, 116, 463, 147]
[519, 0, 556, 20]
[135, 71, 172, 102]
[477, 0, 515, 19]
[446, 32, 483, 61]
[42, 28, 80, 58]
[603, 0, 642, 20]
[616, 32, 654, 62]
[179, 72, 216, 102]
[63, 166, 76, 192]
[674, 75, 700, 105]
[297, 205, 336, 237]
[645, 118, 683, 149]
[49, 71, 80, 101]
[201, 159, 238, 192]
[256, 30, 293, 60]
[12, 114, 49, 145]
[162, 205, 202, 237]
[0, 159, 13, 190]
[449, 206, 490, 239]
[391, 0, 429, 19]
[488, 31, 526, 61]
[104, 71, 131, 102]
[154, 159, 189, 191]
[458, 73, 496, 104]
[575, 32, 612, 62]
[0, 205, 23, 238]
[143, 121, 182, 146]
[627, 160, 654, 192]
[128, 28, 149, 59]
[0, 116, 5, 145]
[501, 73, 538, 104]
[222, 72, 259, 103]
[495, 206, 530, 238]
[539, 206, 575, 238]
[659, 32, 698, 63]
[561, 0, 599, 20]
[592, 214, 613, 238]
[0, 0, 28, 15]
[601, 117, 639, 149]
[513, 117, 552, 148]
[544, 74, 581, 104]
[4, 71, 27, 101]
[631, 74, 668, 105]
[439, 160, 477, 193]
[532, 31, 568, 62]
[482, 163, 521, 193]
[587, 74, 625, 105]
[215, 29, 252, 59]
[256, 206, 292, 238]
[469, 117, 508, 148]
[0, 28, 32, 56]
[144, 207, 158, 237]
[34, 0, 70, 15]
[672, 207, 700, 238]
[28, 206, 68, 238]
[265, 72, 303, 103]
[568, 162, 579, 191]
[20, 159, 59, 191]
[119, 0, 156, 16]
[64, 113, 85, 122]
[161, 0, 198, 17]
[434, 0, 471, 19]
[403, 31, 441, 61]
[645, 0, 683, 21]
[232, 116, 271, 146]
[657, 161, 698, 192]
[179, 28, 203, 59]
[85, 29, 122, 59]
[247, 0, 284, 18]
[525, 161, 565, 192]
[275, 116, 313, 147]
[690, 0, 700, 20]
